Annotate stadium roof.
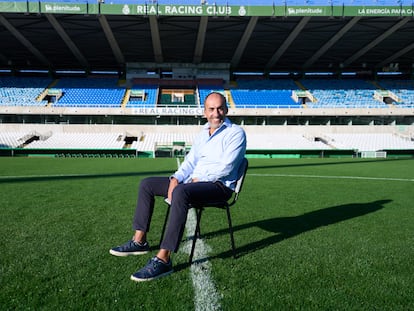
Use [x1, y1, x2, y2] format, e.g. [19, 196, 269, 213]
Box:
[1, 1, 414, 76]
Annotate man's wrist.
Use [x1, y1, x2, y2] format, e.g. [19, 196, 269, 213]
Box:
[169, 175, 179, 182]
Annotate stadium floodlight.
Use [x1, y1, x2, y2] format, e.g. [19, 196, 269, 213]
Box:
[19, 69, 49, 74]
[377, 71, 403, 76]
[304, 72, 333, 76]
[268, 72, 291, 76]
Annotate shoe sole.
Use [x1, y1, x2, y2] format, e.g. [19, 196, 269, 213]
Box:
[109, 249, 149, 257]
[130, 270, 173, 282]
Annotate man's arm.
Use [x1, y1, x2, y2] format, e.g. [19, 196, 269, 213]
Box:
[166, 177, 179, 203]
[170, 131, 202, 183]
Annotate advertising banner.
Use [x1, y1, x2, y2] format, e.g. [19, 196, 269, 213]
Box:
[0, 1, 413, 17]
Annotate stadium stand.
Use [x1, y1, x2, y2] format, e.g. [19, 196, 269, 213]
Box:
[3, 76, 413, 111]
[0, 1, 413, 158]
[300, 79, 387, 109]
[1, 124, 413, 158]
[247, 133, 332, 150]
[52, 77, 125, 108]
[0, 131, 28, 148]
[231, 79, 302, 109]
[0, 76, 52, 107]
[325, 133, 414, 152]
[126, 85, 158, 108]
[25, 132, 125, 149]
[376, 80, 414, 108]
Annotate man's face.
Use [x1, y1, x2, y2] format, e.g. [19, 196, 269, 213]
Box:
[204, 93, 228, 131]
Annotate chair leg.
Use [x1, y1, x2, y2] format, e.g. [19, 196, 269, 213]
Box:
[189, 208, 203, 264]
[225, 205, 237, 259]
[159, 204, 171, 247]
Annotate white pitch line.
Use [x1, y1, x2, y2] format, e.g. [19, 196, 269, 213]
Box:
[248, 173, 414, 182]
[175, 158, 222, 311]
[183, 211, 222, 311]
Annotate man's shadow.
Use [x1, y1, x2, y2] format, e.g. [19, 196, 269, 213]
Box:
[199, 199, 392, 263]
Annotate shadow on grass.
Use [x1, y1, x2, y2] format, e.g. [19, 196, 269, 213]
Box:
[188, 199, 392, 265]
[0, 170, 174, 184]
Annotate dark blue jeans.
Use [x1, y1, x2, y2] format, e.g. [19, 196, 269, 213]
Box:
[132, 176, 233, 252]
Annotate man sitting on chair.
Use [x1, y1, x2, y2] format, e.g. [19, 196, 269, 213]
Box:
[110, 92, 247, 281]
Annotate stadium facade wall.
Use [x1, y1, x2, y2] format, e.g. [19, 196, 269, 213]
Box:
[2, 124, 413, 158]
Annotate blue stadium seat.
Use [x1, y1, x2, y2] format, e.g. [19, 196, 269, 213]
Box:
[377, 79, 414, 108]
[126, 84, 158, 108]
[0, 76, 52, 107]
[53, 77, 124, 108]
[230, 79, 301, 108]
[301, 78, 387, 108]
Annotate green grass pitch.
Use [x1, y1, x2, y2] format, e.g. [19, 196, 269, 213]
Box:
[0, 157, 413, 310]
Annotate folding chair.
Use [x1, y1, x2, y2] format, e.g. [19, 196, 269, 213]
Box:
[160, 157, 249, 264]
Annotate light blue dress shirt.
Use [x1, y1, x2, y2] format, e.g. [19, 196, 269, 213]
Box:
[172, 117, 247, 191]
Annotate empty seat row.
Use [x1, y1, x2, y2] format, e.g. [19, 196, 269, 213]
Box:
[2, 131, 413, 152]
[2, 76, 414, 109]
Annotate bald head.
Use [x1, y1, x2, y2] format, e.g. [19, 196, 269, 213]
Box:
[203, 92, 228, 133]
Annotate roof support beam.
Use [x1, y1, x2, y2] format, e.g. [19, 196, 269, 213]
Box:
[342, 17, 411, 68]
[0, 14, 50, 67]
[265, 16, 311, 71]
[193, 16, 208, 64]
[303, 16, 361, 70]
[98, 15, 125, 66]
[376, 41, 414, 70]
[45, 14, 89, 69]
[231, 16, 258, 69]
[149, 16, 163, 63]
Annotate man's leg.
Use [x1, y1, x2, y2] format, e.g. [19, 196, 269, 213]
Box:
[132, 176, 170, 234]
[110, 176, 169, 257]
[130, 181, 233, 282]
[160, 181, 233, 253]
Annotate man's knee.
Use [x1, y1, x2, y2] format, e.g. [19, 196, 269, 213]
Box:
[140, 176, 158, 187]
[171, 184, 190, 203]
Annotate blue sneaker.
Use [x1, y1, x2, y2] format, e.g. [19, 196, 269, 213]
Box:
[130, 257, 173, 282]
[109, 240, 149, 257]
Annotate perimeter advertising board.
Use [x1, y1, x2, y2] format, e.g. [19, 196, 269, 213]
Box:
[1, 1, 414, 17]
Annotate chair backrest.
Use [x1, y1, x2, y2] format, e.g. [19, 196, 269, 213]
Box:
[231, 157, 248, 205]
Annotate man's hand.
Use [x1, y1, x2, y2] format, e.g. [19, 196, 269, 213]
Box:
[167, 177, 179, 203]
